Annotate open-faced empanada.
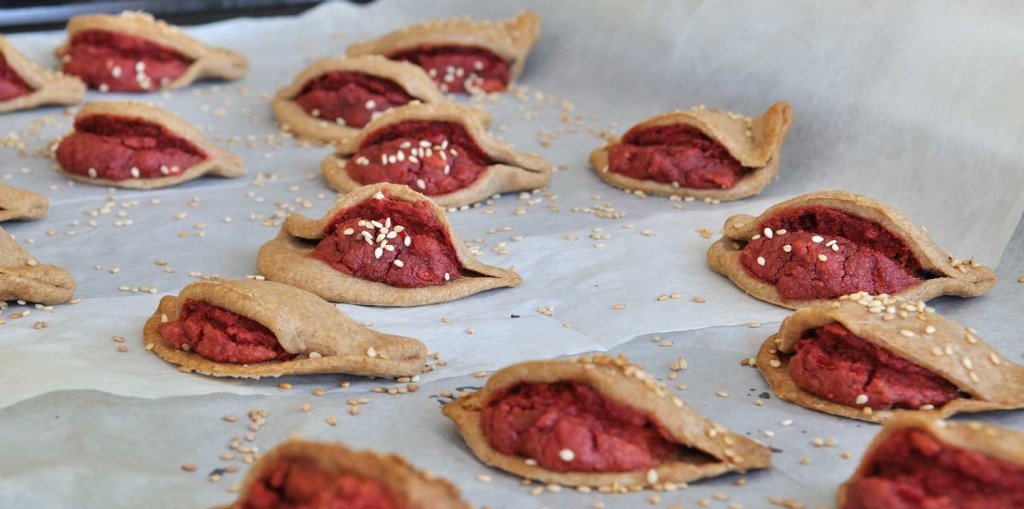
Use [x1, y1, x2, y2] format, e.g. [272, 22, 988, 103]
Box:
[257, 183, 521, 307]
[590, 102, 792, 201]
[708, 190, 995, 309]
[273, 55, 445, 143]
[143, 279, 426, 378]
[346, 11, 541, 94]
[0, 35, 84, 113]
[56, 11, 246, 92]
[444, 354, 771, 489]
[54, 101, 244, 189]
[758, 292, 1024, 422]
[321, 102, 550, 207]
[838, 414, 1024, 509]
[229, 439, 471, 509]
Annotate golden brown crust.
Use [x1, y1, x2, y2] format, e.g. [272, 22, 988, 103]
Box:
[442, 355, 771, 488]
[142, 279, 426, 379]
[322, 102, 551, 207]
[836, 414, 1024, 507]
[231, 439, 471, 509]
[346, 11, 541, 86]
[0, 183, 48, 222]
[272, 56, 446, 143]
[55, 11, 247, 90]
[257, 183, 521, 307]
[0, 225, 75, 305]
[0, 35, 85, 113]
[707, 190, 996, 309]
[758, 294, 1024, 423]
[53, 101, 245, 189]
[589, 102, 793, 201]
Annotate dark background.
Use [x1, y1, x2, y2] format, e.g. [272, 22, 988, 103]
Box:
[0, 0, 372, 32]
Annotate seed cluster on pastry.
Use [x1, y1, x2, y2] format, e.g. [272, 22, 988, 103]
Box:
[1, 8, 1019, 509]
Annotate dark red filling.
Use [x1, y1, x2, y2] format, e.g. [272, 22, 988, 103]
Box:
[0, 53, 32, 101]
[62, 30, 192, 92]
[741, 206, 925, 301]
[482, 382, 680, 472]
[310, 194, 463, 288]
[789, 323, 960, 410]
[294, 71, 413, 129]
[157, 299, 293, 364]
[346, 120, 491, 196]
[608, 124, 746, 190]
[55, 114, 207, 181]
[843, 429, 1024, 509]
[242, 458, 405, 509]
[387, 44, 510, 94]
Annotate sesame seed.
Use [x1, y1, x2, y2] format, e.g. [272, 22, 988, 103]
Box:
[782, 244, 792, 252]
[899, 329, 915, 338]
[393, 259, 404, 268]
[559, 449, 575, 462]
[366, 347, 377, 358]
[365, 100, 376, 109]
[373, 192, 384, 200]
[855, 394, 869, 405]
[756, 256, 766, 266]
[764, 228, 773, 239]
[817, 254, 828, 261]
[811, 235, 824, 243]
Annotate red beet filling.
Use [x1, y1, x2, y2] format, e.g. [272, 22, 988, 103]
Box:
[157, 299, 293, 364]
[482, 382, 685, 472]
[310, 194, 463, 288]
[0, 53, 32, 101]
[294, 71, 414, 129]
[55, 114, 207, 181]
[242, 458, 405, 509]
[740, 206, 926, 301]
[346, 120, 491, 196]
[843, 429, 1024, 509]
[608, 124, 746, 190]
[62, 30, 192, 92]
[788, 323, 960, 410]
[387, 45, 510, 94]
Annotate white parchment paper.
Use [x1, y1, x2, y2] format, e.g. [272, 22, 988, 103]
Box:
[1, 1, 1024, 507]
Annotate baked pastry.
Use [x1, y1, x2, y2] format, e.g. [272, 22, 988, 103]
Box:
[257, 183, 521, 306]
[54, 101, 245, 189]
[0, 225, 76, 305]
[143, 279, 426, 378]
[758, 292, 1024, 423]
[707, 190, 995, 308]
[272, 56, 446, 143]
[346, 11, 541, 94]
[229, 439, 471, 509]
[55, 11, 247, 92]
[838, 414, 1024, 509]
[589, 102, 793, 201]
[321, 102, 551, 207]
[0, 183, 48, 222]
[443, 355, 771, 489]
[0, 35, 85, 113]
